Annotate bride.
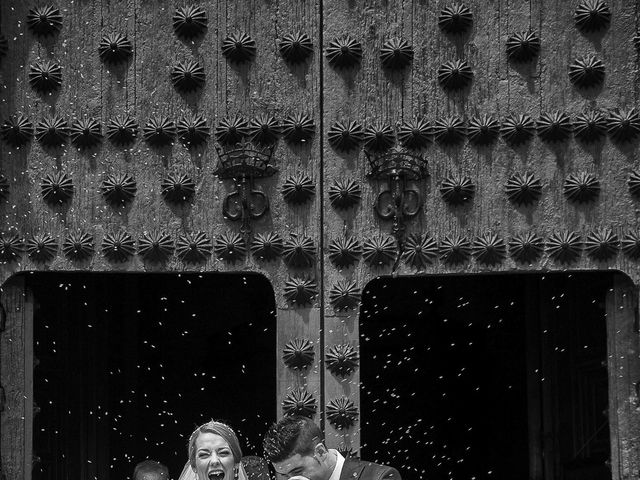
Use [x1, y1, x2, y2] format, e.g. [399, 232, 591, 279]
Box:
[178, 420, 250, 480]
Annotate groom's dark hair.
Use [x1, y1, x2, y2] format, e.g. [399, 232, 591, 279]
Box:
[262, 416, 324, 463]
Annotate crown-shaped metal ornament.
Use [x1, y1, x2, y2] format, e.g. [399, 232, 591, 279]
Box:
[366, 148, 428, 181]
[365, 148, 429, 268]
[214, 142, 277, 179]
[214, 142, 278, 236]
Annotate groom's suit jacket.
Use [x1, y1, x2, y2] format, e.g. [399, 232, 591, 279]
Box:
[339, 458, 401, 480]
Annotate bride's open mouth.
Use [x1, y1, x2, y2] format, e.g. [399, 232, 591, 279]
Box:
[208, 471, 226, 480]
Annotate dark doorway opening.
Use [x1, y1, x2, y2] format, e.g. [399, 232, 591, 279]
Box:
[29, 273, 276, 480]
[360, 272, 613, 480]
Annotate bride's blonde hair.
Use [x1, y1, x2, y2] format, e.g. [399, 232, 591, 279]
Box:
[188, 420, 243, 470]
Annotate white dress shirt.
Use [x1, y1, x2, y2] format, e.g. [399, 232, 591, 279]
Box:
[327, 449, 345, 480]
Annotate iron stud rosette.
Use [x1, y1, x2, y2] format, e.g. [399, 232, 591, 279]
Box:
[584, 228, 618, 261]
[100, 173, 137, 207]
[62, 232, 95, 262]
[568, 56, 605, 89]
[328, 179, 361, 210]
[281, 173, 315, 205]
[250, 232, 283, 261]
[69, 118, 103, 150]
[472, 233, 507, 266]
[574, 0, 611, 33]
[438, 4, 473, 35]
[563, 172, 600, 204]
[215, 116, 250, 146]
[467, 114, 500, 146]
[35, 116, 69, 148]
[177, 114, 210, 148]
[440, 175, 475, 206]
[1, 115, 34, 148]
[98, 33, 133, 65]
[282, 338, 314, 370]
[402, 234, 438, 269]
[283, 277, 318, 306]
[102, 231, 136, 263]
[500, 114, 535, 145]
[281, 113, 315, 144]
[397, 118, 432, 150]
[0, 174, 9, 202]
[282, 235, 316, 268]
[171, 60, 206, 93]
[362, 235, 396, 267]
[508, 232, 544, 264]
[279, 32, 313, 64]
[214, 232, 247, 263]
[573, 111, 607, 143]
[248, 115, 281, 146]
[26, 234, 57, 263]
[628, 171, 640, 199]
[282, 389, 317, 418]
[106, 115, 138, 146]
[329, 280, 361, 311]
[606, 109, 640, 144]
[0, 234, 24, 263]
[328, 120, 363, 152]
[433, 116, 466, 146]
[143, 117, 177, 147]
[175, 232, 213, 264]
[161, 173, 196, 206]
[437, 59, 473, 91]
[41, 172, 74, 206]
[546, 231, 583, 264]
[363, 122, 395, 153]
[379, 38, 413, 71]
[326, 397, 358, 430]
[172, 5, 207, 40]
[221, 32, 256, 64]
[439, 234, 471, 265]
[621, 231, 640, 259]
[26, 6, 63, 37]
[537, 112, 572, 143]
[328, 237, 362, 268]
[325, 35, 362, 69]
[29, 61, 62, 94]
[138, 231, 174, 264]
[506, 31, 540, 63]
[505, 172, 542, 206]
[325, 344, 359, 377]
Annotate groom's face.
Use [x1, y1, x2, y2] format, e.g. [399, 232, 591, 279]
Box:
[272, 444, 331, 480]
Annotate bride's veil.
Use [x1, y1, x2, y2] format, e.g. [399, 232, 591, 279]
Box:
[177, 462, 197, 480]
[176, 461, 249, 480]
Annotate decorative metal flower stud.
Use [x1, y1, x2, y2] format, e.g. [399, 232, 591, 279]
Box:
[221, 32, 256, 64]
[326, 35, 362, 69]
[279, 32, 313, 64]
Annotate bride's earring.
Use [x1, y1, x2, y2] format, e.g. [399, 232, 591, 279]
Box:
[234, 465, 239, 480]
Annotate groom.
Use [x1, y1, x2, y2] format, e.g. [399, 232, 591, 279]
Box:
[262, 416, 401, 480]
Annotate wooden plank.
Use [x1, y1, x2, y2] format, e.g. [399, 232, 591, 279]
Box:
[607, 273, 640, 480]
[276, 307, 322, 422]
[0, 275, 31, 480]
[323, 311, 359, 453]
